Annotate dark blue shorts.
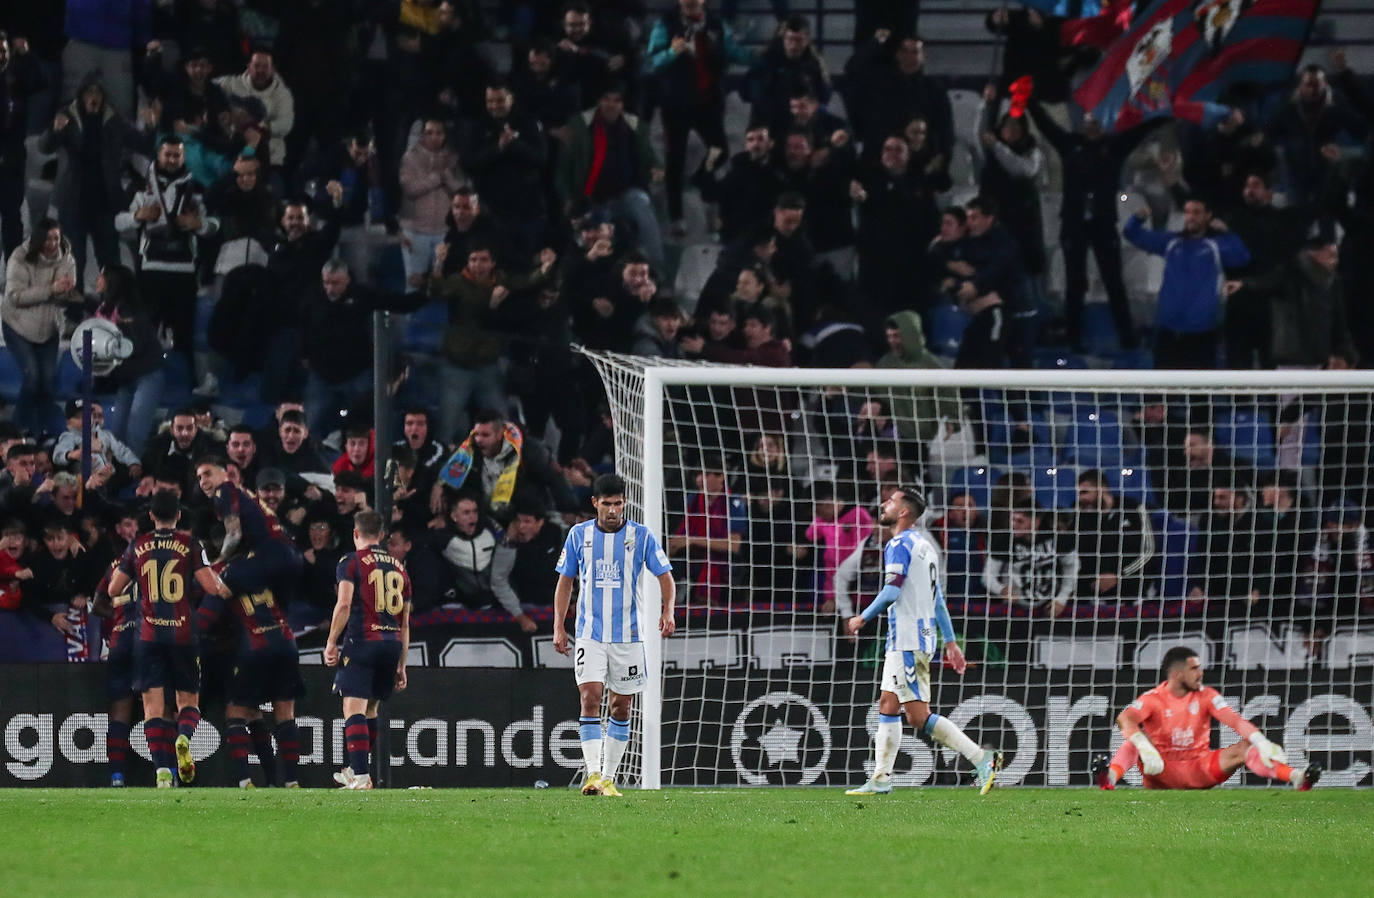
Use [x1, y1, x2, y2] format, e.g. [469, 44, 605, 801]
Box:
[231, 643, 303, 706]
[332, 640, 403, 701]
[105, 637, 137, 701]
[222, 540, 303, 602]
[134, 640, 200, 694]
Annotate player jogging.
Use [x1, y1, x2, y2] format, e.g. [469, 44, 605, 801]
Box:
[195, 457, 303, 606]
[1092, 646, 1321, 790]
[197, 565, 303, 788]
[845, 486, 1003, 795]
[553, 474, 675, 797]
[106, 490, 225, 788]
[325, 510, 412, 790]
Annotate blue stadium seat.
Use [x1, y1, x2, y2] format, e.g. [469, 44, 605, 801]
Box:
[1149, 510, 1196, 599]
[0, 348, 24, 402]
[1032, 464, 1078, 509]
[928, 302, 971, 356]
[1062, 408, 1125, 469]
[1104, 464, 1157, 507]
[374, 244, 407, 294]
[55, 356, 83, 399]
[984, 401, 1054, 466]
[945, 464, 1000, 511]
[1081, 302, 1120, 354]
[401, 300, 447, 355]
[1214, 406, 1276, 468]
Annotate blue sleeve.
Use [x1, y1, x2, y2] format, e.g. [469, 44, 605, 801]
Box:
[883, 540, 912, 579]
[555, 527, 581, 577]
[645, 21, 677, 72]
[933, 581, 956, 644]
[1121, 215, 1171, 255]
[643, 529, 673, 576]
[335, 554, 354, 585]
[1217, 232, 1251, 268]
[861, 584, 902, 622]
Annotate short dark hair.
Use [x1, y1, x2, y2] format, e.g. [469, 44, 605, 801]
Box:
[345, 427, 371, 441]
[592, 473, 626, 498]
[474, 408, 505, 428]
[1183, 194, 1212, 212]
[781, 14, 810, 34]
[6, 444, 35, 462]
[229, 424, 255, 439]
[942, 206, 967, 225]
[1161, 646, 1198, 679]
[149, 490, 181, 526]
[512, 494, 549, 519]
[193, 455, 228, 472]
[966, 195, 999, 218]
[402, 406, 432, 424]
[354, 510, 384, 540]
[776, 191, 806, 210]
[158, 134, 184, 149]
[279, 410, 307, 427]
[895, 485, 927, 518]
[1077, 468, 1109, 487]
[172, 406, 197, 421]
[741, 307, 774, 332]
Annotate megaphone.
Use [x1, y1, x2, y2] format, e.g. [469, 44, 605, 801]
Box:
[70, 317, 134, 376]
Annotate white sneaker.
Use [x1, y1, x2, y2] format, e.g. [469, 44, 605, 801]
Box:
[344, 774, 373, 790]
[333, 767, 357, 787]
[192, 372, 219, 397]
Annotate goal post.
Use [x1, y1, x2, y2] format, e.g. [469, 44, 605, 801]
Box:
[582, 350, 1374, 789]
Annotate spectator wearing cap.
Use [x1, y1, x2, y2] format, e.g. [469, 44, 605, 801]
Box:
[51, 400, 140, 486]
[253, 467, 302, 542]
[215, 47, 295, 170]
[645, 0, 755, 235]
[399, 117, 465, 291]
[557, 83, 665, 270]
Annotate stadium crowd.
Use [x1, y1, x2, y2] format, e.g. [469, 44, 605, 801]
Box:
[0, 1, 1371, 659]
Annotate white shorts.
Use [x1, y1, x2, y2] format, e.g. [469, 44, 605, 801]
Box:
[574, 639, 647, 695]
[880, 650, 931, 705]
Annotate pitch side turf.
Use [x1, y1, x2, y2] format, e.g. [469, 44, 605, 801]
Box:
[1, 788, 1367, 896]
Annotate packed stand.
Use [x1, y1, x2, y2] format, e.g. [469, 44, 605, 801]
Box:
[0, 2, 1369, 655]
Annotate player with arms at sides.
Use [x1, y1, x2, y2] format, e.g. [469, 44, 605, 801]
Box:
[845, 486, 1003, 795]
[197, 562, 304, 788]
[553, 474, 675, 797]
[1093, 646, 1320, 790]
[195, 456, 303, 609]
[325, 510, 412, 790]
[92, 557, 137, 787]
[106, 491, 226, 787]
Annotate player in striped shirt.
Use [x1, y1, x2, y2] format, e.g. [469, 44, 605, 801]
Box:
[553, 474, 675, 797]
[845, 486, 1004, 795]
[1093, 646, 1321, 790]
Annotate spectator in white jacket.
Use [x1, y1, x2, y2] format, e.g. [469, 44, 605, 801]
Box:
[215, 49, 295, 169]
[399, 118, 465, 289]
[2, 220, 80, 435]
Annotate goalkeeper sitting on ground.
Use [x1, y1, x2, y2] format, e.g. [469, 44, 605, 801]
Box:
[1093, 646, 1320, 791]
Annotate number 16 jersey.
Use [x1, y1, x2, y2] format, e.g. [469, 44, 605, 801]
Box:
[119, 528, 208, 645]
[336, 545, 411, 643]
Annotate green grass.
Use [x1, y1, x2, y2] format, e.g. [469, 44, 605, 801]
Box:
[1, 788, 1369, 896]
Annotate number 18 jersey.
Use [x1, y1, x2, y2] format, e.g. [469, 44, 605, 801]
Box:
[883, 528, 944, 655]
[336, 545, 411, 642]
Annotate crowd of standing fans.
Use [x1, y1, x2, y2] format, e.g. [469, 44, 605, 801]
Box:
[0, 2, 1372, 655]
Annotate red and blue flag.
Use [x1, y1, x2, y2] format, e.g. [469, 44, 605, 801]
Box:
[1072, 0, 1322, 132]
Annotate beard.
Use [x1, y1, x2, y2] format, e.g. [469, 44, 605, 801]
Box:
[878, 511, 897, 527]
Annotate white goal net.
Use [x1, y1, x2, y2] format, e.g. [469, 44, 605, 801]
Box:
[582, 351, 1374, 789]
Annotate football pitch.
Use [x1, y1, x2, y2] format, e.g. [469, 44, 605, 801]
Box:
[2, 788, 1368, 896]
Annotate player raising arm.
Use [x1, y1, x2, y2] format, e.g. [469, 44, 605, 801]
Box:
[1093, 646, 1320, 790]
[553, 474, 675, 797]
[845, 486, 1003, 795]
[325, 510, 412, 790]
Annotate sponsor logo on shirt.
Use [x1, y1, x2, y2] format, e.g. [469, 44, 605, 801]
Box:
[594, 558, 622, 589]
[1170, 727, 1194, 749]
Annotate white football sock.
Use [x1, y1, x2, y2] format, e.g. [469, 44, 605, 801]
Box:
[603, 738, 628, 782]
[874, 718, 902, 780]
[930, 715, 984, 765]
[581, 738, 602, 776]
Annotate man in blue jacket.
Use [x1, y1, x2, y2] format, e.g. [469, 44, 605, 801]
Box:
[1123, 198, 1250, 369]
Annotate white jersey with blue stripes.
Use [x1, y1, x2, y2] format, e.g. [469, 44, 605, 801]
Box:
[556, 519, 672, 644]
[883, 528, 944, 654]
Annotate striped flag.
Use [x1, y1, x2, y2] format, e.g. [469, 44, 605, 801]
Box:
[1072, 0, 1322, 132]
